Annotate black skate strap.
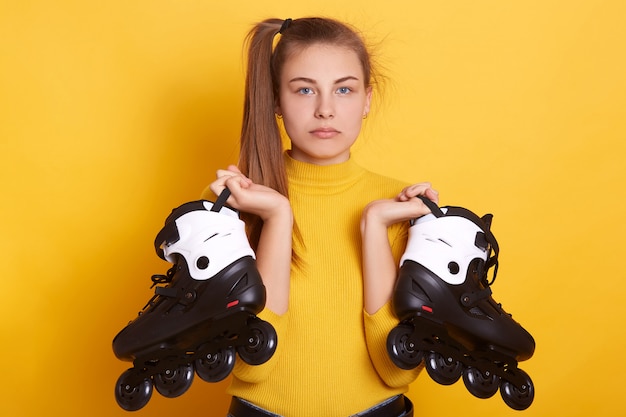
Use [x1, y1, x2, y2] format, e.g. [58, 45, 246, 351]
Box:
[211, 187, 231, 212]
[417, 195, 445, 217]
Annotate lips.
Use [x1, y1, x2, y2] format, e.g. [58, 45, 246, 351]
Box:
[310, 127, 340, 139]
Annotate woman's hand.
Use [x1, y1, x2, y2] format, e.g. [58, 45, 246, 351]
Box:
[362, 182, 439, 228]
[210, 165, 290, 222]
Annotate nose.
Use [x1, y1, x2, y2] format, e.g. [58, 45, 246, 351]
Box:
[315, 94, 334, 119]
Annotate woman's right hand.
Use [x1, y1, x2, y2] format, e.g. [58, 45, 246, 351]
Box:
[210, 165, 291, 222]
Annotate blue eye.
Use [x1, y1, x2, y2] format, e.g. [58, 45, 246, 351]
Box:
[337, 87, 351, 94]
[298, 87, 313, 95]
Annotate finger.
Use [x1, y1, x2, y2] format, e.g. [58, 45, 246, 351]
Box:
[209, 172, 245, 197]
[216, 168, 252, 188]
[406, 182, 432, 196]
[216, 169, 234, 178]
[425, 188, 439, 204]
[398, 183, 438, 202]
[397, 183, 427, 201]
[412, 187, 439, 204]
[227, 164, 242, 174]
[216, 168, 242, 178]
[221, 175, 256, 209]
[209, 176, 228, 197]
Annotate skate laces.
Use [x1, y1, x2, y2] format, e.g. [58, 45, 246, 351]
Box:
[136, 266, 177, 314]
[150, 265, 175, 288]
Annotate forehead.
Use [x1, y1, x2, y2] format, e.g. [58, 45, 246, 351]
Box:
[280, 43, 365, 82]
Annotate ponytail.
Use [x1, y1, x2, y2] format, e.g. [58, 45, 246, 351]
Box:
[239, 19, 289, 249]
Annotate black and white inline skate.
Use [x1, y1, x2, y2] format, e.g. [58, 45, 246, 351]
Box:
[387, 197, 535, 410]
[112, 189, 277, 411]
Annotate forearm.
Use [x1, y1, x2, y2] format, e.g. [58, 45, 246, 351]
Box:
[360, 187, 438, 314]
[255, 201, 293, 315]
[361, 209, 397, 315]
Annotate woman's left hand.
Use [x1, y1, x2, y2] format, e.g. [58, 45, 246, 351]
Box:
[362, 182, 439, 228]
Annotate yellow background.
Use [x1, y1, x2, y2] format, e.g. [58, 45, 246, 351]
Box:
[2, 1, 625, 416]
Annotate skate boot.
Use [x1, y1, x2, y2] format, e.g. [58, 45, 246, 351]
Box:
[112, 189, 277, 411]
[387, 196, 535, 410]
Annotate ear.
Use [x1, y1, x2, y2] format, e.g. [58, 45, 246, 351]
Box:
[274, 97, 282, 117]
[363, 86, 373, 116]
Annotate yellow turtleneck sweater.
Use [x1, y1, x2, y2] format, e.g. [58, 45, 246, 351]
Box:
[221, 154, 421, 416]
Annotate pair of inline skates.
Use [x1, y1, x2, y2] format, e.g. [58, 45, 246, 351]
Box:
[112, 191, 534, 411]
[387, 196, 535, 410]
[112, 189, 277, 411]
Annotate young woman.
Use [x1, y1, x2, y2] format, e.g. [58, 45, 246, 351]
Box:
[206, 17, 438, 417]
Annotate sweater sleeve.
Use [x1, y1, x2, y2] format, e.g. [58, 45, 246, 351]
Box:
[231, 307, 289, 383]
[364, 302, 423, 387]
[364, 221, 423, 387]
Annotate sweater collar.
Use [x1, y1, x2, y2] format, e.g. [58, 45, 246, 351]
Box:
[284, 151, 365, 190]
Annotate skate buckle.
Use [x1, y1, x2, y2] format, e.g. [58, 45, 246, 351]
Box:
[461, 287, 492, 307]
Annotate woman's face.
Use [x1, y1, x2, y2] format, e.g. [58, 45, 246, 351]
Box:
[276, 43, 372, 165]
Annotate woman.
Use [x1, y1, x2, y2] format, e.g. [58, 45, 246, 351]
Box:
[206, 17, 438, 417]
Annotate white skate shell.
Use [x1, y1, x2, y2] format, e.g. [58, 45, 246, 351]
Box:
[400, 209, 489, 286]
[158, 201, 255, 281]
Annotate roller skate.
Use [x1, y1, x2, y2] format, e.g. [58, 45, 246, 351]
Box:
[387, 197, 535, 410]
[112, 189, 277, 411]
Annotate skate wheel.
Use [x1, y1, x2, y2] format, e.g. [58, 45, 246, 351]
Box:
[425, 351, 463, 385]
[462, 367, 500, 399]
[115, 368, 153, 411]
[500, 368, 534, 410]
[237, 317, 278, 365]
[154, 363, 194, 398]
[387, 324, 423, 370]
[195, 346, 235, 382]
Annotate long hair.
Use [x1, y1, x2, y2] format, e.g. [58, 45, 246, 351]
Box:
[240, 17, 374, 249]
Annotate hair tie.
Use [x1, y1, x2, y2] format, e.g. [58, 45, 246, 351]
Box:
[279, 18, 292, 34]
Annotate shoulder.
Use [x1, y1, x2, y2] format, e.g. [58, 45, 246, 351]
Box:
[359, 167, 410, 198]
[364, 170, 410, 187]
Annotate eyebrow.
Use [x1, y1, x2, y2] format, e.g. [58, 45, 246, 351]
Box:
[288, 76, 360, 84]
